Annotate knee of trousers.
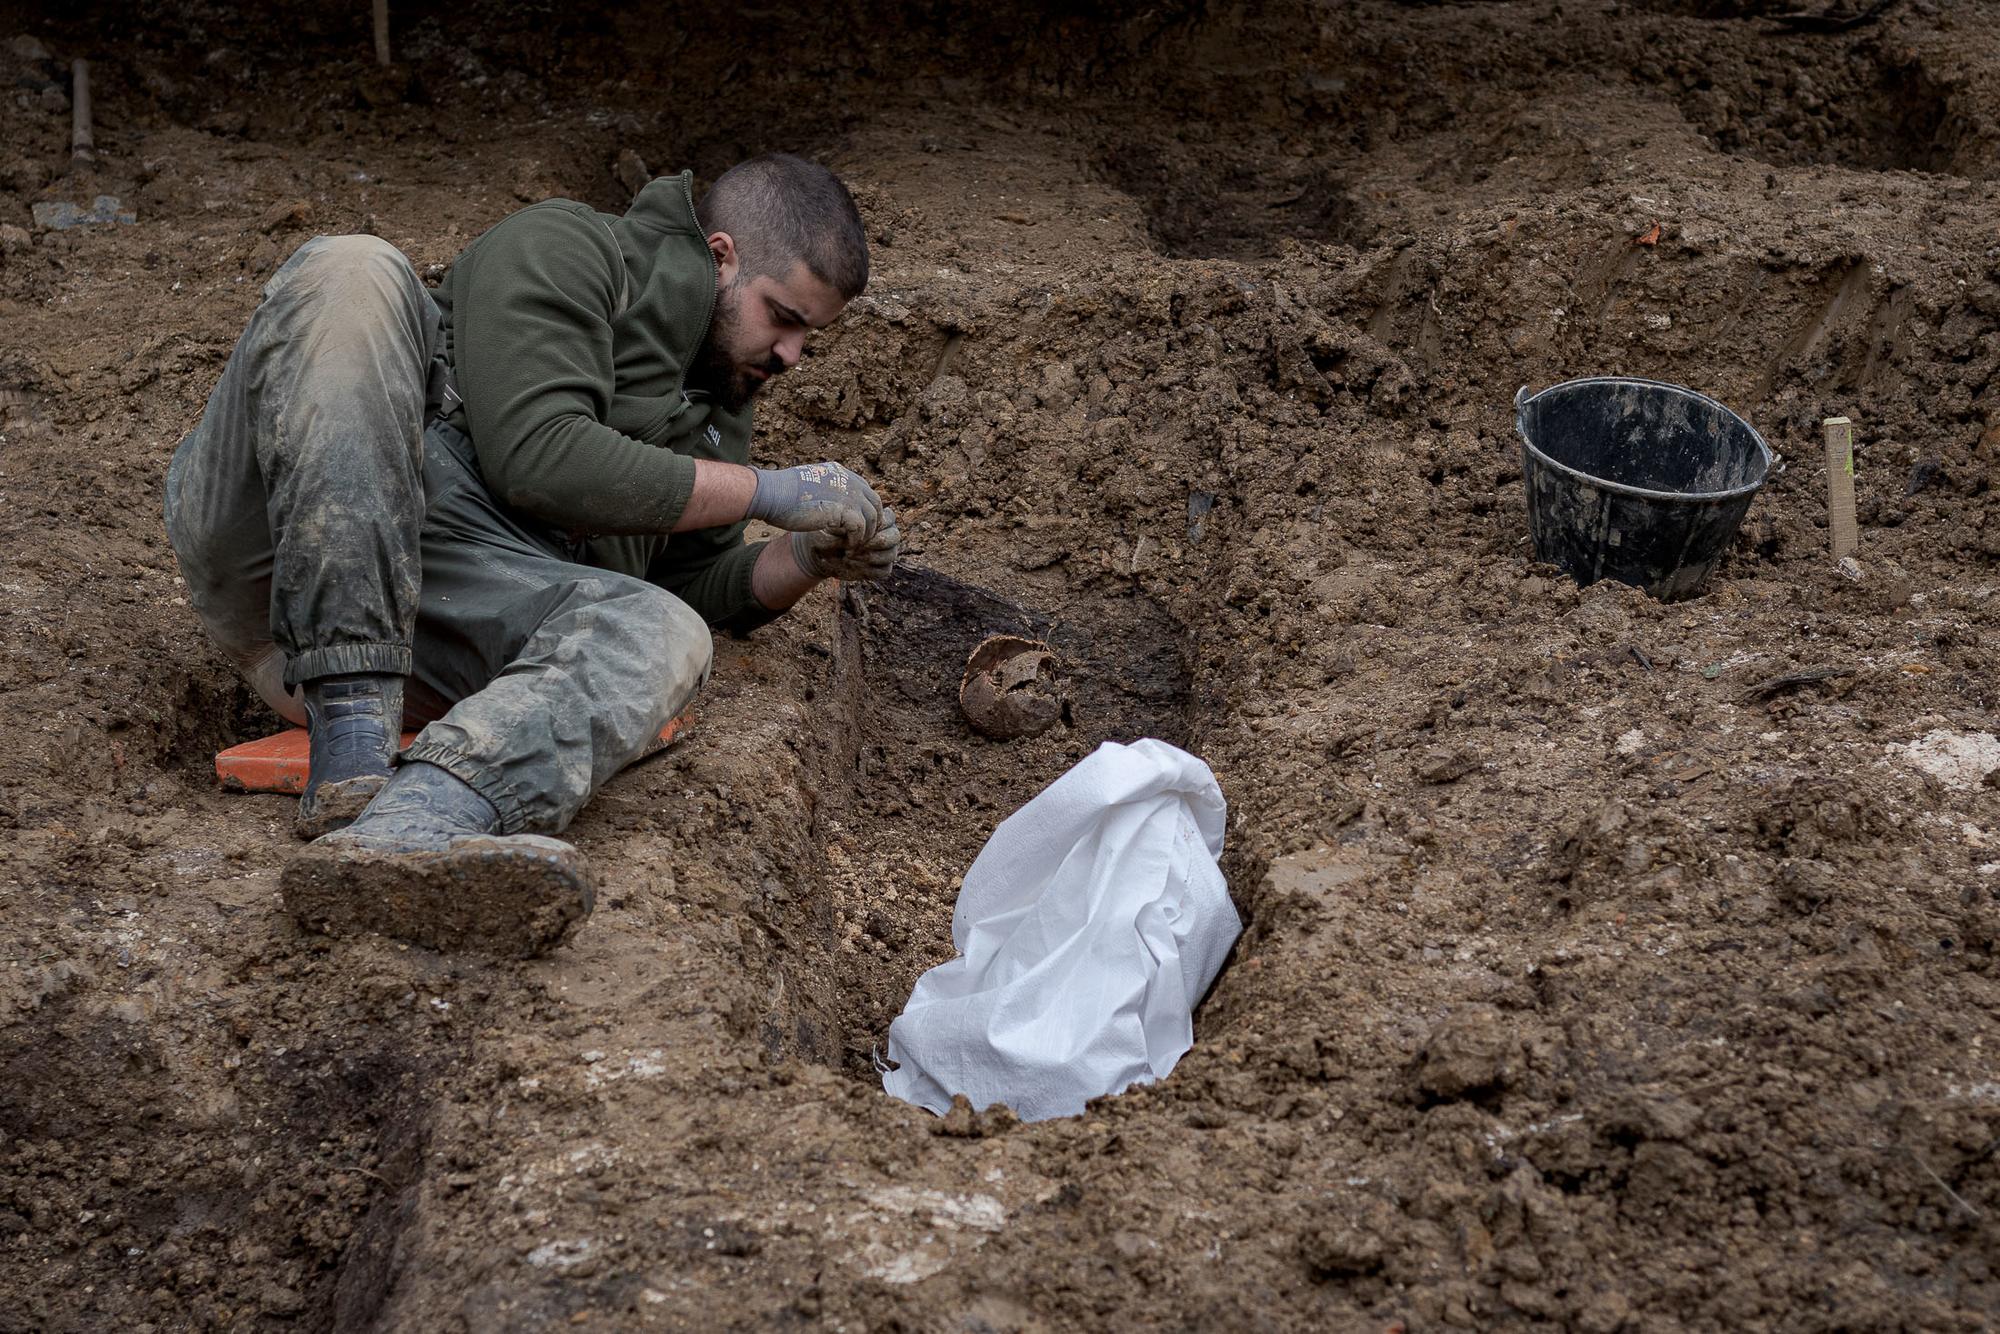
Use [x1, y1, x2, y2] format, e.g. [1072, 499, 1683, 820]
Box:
[630, 583, 714, 705]
[285, 234, 427, 321]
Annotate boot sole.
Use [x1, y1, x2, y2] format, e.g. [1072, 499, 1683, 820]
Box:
[280, 835, 596, 958]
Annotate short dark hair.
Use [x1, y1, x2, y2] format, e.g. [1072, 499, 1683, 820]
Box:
[695, 154, 869, 300]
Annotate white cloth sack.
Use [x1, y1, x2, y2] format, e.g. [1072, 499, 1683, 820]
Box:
[882, 738, 1239, 1122]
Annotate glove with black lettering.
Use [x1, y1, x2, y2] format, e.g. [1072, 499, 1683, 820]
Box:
[791, 509, 903, 583]
[748, 461, 884, 543]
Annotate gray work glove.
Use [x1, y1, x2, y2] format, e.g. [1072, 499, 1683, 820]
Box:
[748, 461, 885, 543]
[791, 508, 903, 583]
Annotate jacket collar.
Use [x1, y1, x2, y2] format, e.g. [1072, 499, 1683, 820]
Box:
[607, 170, 719, 368]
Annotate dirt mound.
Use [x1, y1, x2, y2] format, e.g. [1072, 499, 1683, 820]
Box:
[3, 0, 1999, 1329]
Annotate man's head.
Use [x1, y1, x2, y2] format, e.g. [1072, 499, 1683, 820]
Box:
[690, 154, 868, 411]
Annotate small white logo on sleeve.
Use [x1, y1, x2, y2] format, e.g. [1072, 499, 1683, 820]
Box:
[705, 425, 722, 449]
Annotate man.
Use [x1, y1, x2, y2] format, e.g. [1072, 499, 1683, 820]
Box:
[164, 154, 898, 956]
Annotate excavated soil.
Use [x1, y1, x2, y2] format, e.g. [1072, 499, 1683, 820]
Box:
[4, 0, 2000, 1329]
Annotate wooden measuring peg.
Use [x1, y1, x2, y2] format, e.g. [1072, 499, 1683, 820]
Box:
[1823, 416, 1858, 569]
[70, 59, 93, 167]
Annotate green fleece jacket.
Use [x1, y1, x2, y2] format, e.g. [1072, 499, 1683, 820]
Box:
[433, 171, 772, 632]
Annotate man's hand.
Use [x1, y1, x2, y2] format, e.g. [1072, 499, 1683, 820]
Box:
[790, 509, 903, 583]
[748, 462, 884, 542]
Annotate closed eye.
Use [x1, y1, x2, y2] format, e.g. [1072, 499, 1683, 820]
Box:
[768, 298, 808, 329]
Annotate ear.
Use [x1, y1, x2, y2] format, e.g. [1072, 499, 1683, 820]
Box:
[706, 231, 740, 288]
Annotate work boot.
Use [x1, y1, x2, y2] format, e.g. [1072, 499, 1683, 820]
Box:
[296, 673, 404, 839]
[280, 761, 595, 957]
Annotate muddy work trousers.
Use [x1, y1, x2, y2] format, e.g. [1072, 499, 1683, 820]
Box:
[164, 235, 713, 833]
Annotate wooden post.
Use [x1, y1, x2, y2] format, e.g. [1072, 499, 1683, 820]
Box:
[1823, 416, 1859, 567]
[373, 0, 392, 66]
[70, 59, 94, 168]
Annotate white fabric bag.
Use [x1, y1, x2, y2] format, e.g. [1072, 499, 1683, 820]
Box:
[882, 738, 1239, 1122]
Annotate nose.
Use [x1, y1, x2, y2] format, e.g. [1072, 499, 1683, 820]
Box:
[774, 331, 806, 369]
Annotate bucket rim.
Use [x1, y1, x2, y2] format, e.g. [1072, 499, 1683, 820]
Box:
[1513, 376, 1774, 503]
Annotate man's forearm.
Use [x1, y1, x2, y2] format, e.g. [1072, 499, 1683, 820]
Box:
[749, 534, 822, 611]
[674, 459, 759, 533]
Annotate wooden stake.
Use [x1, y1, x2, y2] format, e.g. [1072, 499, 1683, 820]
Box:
[70, 58, 94, 168]
[373, 0, 392, 66]
[1823, 416, 1858, 563]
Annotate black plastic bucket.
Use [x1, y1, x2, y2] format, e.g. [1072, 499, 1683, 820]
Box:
[1514, 377, 1773, 601]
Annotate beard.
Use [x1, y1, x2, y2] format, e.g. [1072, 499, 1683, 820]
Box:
[688, 278, 784, 412]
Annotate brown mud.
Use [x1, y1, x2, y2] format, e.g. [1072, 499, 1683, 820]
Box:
[2, 0, 1999, 1329]
[280, 830, 596, 960]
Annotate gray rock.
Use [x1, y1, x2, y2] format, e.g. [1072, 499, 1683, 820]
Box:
[31, 195, 136, 230]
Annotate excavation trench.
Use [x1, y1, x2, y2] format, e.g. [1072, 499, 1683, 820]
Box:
[1675, 39, 1987, 177]
[0, 958, 456, 1331]
[784, 565, 1208, 1082]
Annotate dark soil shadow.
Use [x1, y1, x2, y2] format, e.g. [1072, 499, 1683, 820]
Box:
[1098, 141, 1371, 259]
